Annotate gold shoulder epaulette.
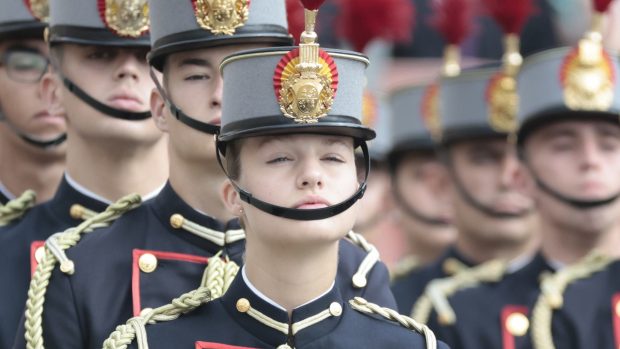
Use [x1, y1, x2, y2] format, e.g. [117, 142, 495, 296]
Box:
[412, 259, 507, 325]
[346, 231, 380, 289]
[531, 251, 614, 349]
[25, 194, 142, 349]
[390, 255, 421, 282]
[350, 297, 439, 349]
[0, 190, 36, 227]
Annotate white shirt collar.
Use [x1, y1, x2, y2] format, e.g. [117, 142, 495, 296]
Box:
[241, 266, 335, 312]
[64, 173, 163, 205]
[0, 181, 16, 201]
[506, 253, 536, 274]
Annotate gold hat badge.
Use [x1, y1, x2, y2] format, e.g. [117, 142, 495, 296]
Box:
[561, 0, 616, 112]
[193, 0, 250, 35]
[98, 0, 149, 38]
[25, 0, 49, 22]
[273, 0, 338, 124]
[483, 0, 535, 134]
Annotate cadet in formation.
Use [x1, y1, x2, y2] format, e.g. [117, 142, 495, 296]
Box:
[1, 0, 168, 346]
[100, 0, 445, 347]
[0, 0, 65, 207]
[15, 1, 397, 348]
[424, 1, 620, 347]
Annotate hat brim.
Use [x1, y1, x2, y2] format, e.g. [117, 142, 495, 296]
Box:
[0, 21, 45, 41]
[49, 25, 150, 47]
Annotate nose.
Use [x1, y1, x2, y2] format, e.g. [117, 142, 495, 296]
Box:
[579, 135, 604, 172]
[296, 158, 323, 190]
[114, 52, 142, 81]
[210, 72, 223, 109]
[499, 146, 520, 188]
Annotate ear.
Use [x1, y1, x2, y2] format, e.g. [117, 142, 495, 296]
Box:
[221, 179, 244, 217]
[150, 87, 169, 133]
[41, 72, 64, 117]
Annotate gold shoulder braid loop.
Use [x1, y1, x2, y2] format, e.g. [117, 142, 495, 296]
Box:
[103, 253, 239, 349]
[170, 213, 246, 246]
[531, 251, 614, 349]
[24, 194, 142, 349]
[346, 231, 380, 288]
[350, 297, 438, 349]
[390, 256, 420, 282]
[412, 259, 508, 325]
[0, 190, 36, 227]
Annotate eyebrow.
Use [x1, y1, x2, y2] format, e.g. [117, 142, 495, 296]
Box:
[177, 58, 213, 69]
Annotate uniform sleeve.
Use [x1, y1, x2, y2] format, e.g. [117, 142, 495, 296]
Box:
[11, 267, 86, 349]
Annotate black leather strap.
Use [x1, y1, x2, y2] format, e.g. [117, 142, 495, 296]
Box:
[62, 77, 151, 120]
[533, 171, 620, 209]
[20, 133, 67, 148]
[150, 68, 219, 135]
[392, 185, 451, 226]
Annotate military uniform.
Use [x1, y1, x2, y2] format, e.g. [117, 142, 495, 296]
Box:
[392, 247, 475, 315]
[0, 177, 108, 348]
[422, 30, 620, 347]
[0, 185, 13, 205]
[97, 1, 442, 348]
[13, 1, 397, 348]
[121, 273, 442, 349]
[21, 183, 394, 349]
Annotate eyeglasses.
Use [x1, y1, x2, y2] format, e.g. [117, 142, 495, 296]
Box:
[0, 47, 49, 83]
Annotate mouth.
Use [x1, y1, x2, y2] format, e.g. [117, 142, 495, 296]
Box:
[209, 117, 221, 126]
[33, 111, 66, 125]
[107, 94, 145, 112]
[294, 196, 330, 209]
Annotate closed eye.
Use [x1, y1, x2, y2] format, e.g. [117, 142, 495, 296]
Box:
[266, 156, 292, 164]
[185, 74, 211, 81]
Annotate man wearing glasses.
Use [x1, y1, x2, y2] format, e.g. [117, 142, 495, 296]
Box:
[0, 0, 66, 205]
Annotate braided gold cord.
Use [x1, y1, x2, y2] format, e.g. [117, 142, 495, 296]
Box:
[0, 190, 36, 226]
[102, 255, 239, 349]
[412, 259, 507, 325]
[24, 194, 142, 349]
[390, 256, 420, 282]
[531, 251, 614, 349]
[350, 297, 438, 349]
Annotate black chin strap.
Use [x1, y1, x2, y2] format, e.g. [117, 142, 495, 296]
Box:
[150, 68, 219, 135]
[532, 171, 620, 209]
[217, 141, 370, 221]
[62, 76, 151, 121]
[391, 186, 451, 226]
[443, 153, 532, 219]
[0, 113, 67, 149]
[19, 133, 67, 149]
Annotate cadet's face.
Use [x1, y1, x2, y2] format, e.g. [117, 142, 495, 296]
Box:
[449, 138, 535, 243]
[237, 134, 359, 246]
[160, 44, 265, 162]
[0, 39, 66, 142]
[525, 120, 620, 233]
[55, 44, 161, 144]
[394, 153, 456, 247]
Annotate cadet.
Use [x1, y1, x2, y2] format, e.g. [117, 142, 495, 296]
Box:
[102, 1, 445, 347]
[17, 1, 396, 348]
[387, 83, 457, 278]
[391, 63, 539, 318]
[0, 0, 168, 346]
[0, 0, 65, 206]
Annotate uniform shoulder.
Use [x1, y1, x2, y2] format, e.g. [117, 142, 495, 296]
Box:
[347, 297, 445, 349]
[0, 190, 36, 227]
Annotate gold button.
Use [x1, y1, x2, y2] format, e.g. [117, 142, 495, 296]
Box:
[69, 204, 85, 219]
[352, 274, 367, 288]
[139, 308, 153, 317]
[506, 312, 529, 337]
[443, 258, 460, 275]
[615, 300, 620, 317]
[138, 253, 158, 273]
[170, 214, 184, 229]
[329, 302, 342, 316]
[236, 298, 250, 313]
[34, 246, 45, 264]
